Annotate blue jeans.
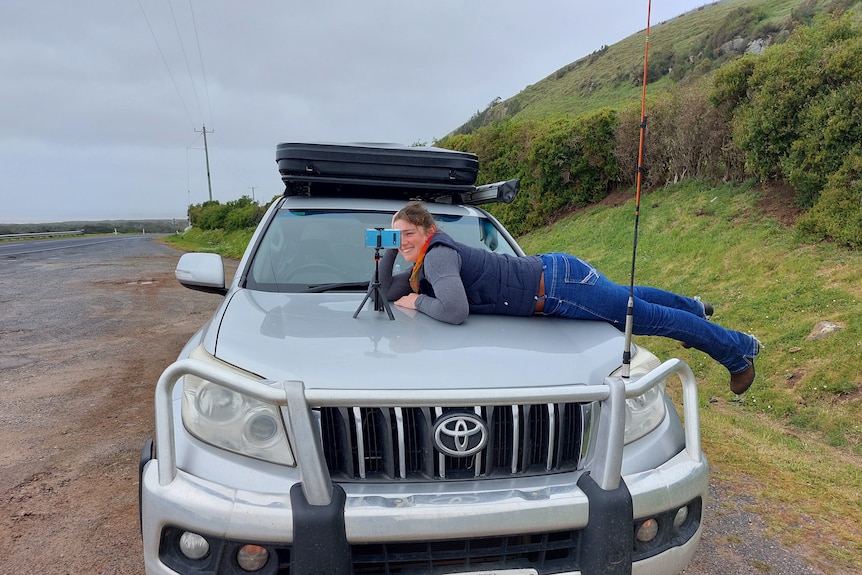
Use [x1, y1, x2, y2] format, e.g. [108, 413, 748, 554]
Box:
[539, 253, 759, 375]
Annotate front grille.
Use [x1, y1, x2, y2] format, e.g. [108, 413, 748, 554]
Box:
[351, 530, 580, 574]
[319, 402, 594, 481]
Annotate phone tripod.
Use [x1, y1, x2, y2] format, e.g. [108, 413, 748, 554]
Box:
[353, 246, 395, 320]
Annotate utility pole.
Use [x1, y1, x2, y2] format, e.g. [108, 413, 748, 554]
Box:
[195, 125, 213, 201]
[248, 186, 257, 202]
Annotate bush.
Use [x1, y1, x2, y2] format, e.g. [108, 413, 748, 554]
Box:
[188, 195, 266, 232]
[782, 32, 862, 206]
[526, 110, 618, 227]
[714, 15, 862, 206]
[441, 120, 541, 236]
[617, 79, 742, 189]
[797, 148, 862, 249]
[190, 201, 229, 230]
[441, 112, 618, 235]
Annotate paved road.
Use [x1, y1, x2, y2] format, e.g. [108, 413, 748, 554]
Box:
[0, 236, 830, 574]
[0, 234, 159, 258]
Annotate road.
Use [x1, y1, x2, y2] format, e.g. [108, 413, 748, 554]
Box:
[0, 234, 156, 257]
[0, 236, 828, 574]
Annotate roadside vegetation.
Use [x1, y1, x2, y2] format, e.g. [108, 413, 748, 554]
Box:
[164, 3, 861, 570]
[518, 180, 861, 573]
[0, 219, 187, 236]
[164, 195, 274, 257]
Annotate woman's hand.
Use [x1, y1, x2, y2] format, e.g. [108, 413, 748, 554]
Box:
[395, 292, 420, 310]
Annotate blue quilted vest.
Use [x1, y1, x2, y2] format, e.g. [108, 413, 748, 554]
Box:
[419, 231, 542, 316]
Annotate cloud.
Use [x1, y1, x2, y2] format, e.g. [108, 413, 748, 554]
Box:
[0, 0, 707, 222]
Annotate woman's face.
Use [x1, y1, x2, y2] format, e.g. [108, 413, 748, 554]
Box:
[393, 218, 436, 263]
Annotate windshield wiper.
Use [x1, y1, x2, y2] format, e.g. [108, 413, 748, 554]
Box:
[303, 282, 370, 293]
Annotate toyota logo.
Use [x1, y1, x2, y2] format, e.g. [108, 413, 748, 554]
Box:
[433, 413, 488, 457]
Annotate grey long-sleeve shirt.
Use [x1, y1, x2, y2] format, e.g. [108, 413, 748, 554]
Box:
[378, 246, 470, 324]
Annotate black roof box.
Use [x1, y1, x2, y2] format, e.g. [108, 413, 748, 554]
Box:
[276, 142, 479, 201]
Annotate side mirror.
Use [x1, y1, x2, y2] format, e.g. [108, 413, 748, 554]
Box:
[175, 253, 227, 295]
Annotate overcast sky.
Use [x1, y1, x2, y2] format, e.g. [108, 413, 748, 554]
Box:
[0, 0, 708, 223]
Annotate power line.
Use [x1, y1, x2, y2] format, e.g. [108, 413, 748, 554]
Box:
[207, 132, 257, 189]
[138, 1, 257, 206]
[168, 0, 204, 125]
[135, 0, 196, 130]
[187, 0, 214, 125]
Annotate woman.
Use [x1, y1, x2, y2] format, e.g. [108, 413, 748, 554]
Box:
[379, 201, 760, 394]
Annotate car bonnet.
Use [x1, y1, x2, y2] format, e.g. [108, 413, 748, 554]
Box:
[210, 288, 626, 391]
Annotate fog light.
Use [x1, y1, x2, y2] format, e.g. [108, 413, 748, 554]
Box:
[237, 544, 269, 571]
[636, 518, 659, 542]
[674, 506, 689, 528]
[179, 531, 210, 560]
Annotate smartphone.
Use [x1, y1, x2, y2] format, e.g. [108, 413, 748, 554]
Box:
[365, 228, 401, 249]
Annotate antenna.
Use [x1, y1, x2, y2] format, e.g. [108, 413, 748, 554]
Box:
[622, 0, 652, 379]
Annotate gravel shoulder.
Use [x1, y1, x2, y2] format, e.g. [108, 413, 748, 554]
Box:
[0, 237, 829, 574]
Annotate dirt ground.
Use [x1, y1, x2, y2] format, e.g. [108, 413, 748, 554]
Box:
[0, 234, 825, 575]
[0, 240, 235, 574]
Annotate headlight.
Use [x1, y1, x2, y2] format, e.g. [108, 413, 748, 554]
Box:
[610, 344, 667, 444]
[181, 374, 295, 466]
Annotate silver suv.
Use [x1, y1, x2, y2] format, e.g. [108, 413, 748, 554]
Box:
[139, 143, 708, 575]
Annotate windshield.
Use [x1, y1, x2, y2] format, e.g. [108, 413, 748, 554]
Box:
[245, 208, 517, 292]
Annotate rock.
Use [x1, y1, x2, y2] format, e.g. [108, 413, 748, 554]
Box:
[806, 321, 843, 340]
[746, 38, 771, 55]
[719, 37, 748, 55]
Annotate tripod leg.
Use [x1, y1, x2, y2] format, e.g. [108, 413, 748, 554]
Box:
[353, 285, 375, 319]
[378, 288, 395, 320]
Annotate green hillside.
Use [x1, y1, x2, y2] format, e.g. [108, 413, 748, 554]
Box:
[518, 180, 862, 574]
[454, 0, 859, 132]
[436, 0, 862, 252]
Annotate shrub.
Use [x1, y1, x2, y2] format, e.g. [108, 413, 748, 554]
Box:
[526, 110, 618, 227]
[188, 195, 264, 232]
[714, 15, 862, 206]
[191, 201, 229, 230]
[797, 148, 862, 249]
[617, 79, 742, 189]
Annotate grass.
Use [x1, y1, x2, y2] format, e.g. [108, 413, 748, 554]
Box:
[518, 179, 862, 573]
[162, 226, 253, 259]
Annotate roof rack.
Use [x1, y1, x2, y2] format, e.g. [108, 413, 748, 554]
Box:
[282, 178, 518, 206]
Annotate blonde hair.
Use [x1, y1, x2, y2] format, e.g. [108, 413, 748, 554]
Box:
[393, 201, 436, 230]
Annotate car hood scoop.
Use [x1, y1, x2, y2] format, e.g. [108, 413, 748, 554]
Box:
[210, 289, 625, 391]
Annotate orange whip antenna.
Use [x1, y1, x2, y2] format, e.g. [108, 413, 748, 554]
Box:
[622, 0, 652, 379]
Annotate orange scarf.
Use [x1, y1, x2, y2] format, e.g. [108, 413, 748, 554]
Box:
[408, 235, 434, 292]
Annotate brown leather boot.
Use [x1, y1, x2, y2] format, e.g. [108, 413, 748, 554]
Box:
[729, 358, 755, 395]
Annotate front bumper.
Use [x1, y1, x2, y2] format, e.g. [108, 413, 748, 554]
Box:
[141, 358, 708, 575]
[142, 449, 706, 575]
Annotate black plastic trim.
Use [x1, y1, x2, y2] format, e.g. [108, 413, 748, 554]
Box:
[138, 438, 153, 534]
[577, 471, 634, 575]
[289, 483, 350, 575]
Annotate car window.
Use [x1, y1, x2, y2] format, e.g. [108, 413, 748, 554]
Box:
[245, 209, 517, 292]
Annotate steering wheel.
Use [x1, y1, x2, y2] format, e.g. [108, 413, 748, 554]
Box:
[283, 263, 347, 282]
